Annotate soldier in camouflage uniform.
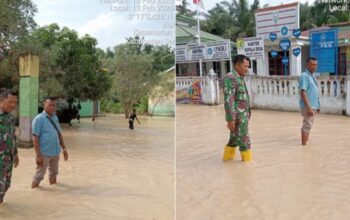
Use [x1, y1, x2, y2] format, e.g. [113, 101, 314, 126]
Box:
[223, 55, 252, 162]
[0, 89, 19, 202]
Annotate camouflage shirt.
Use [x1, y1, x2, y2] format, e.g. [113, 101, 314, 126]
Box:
[0, 109, 17, 165]
[224, 70, 251, 122]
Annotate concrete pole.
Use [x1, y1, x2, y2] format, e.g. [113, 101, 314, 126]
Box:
[18, 54, 39, 148]
[347, 80, 350, 116]
[196, 3, 203, 77]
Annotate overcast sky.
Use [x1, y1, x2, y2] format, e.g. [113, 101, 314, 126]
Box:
[32, 0, 175, 50]
[177, 0, 313, 12]
[32, 0, 315, 50]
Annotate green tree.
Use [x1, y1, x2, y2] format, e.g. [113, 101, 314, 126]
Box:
[201, 4, 231, 37]
[149, 70, 175, 116]
[144, 45, 175, 73]
[177, 0, 195, 18]
[300, 2, 314, 30]
[108, 36, 175, 117]
[0, 0, 37, 88]
[310, 3, 334, 27]
[0, 0, 37, 47]
[202, 0, 259, 42]
[111, 43, 155, 117]
[299, 2, 350, 30]
[16, 24, 112, 106]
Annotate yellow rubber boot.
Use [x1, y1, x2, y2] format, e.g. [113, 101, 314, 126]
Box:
[241, 150, 252, 162]
[223, 146, 236, 161]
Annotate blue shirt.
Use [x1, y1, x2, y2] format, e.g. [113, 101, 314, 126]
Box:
[32, 111, 62, 156]
[298, 69, 320, 110]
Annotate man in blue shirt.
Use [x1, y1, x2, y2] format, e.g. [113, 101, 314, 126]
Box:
[299, 57, 320, 145]
[31, 97, 68, 188]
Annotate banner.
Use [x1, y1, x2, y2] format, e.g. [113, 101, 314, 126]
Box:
[176, 41, 231, 63]
[237, 37, 265, 60]
[310, 29, 338, 73]
[205, 41, 230, 60]
[176, 46, 188, 63]
[188, 44, 206, 61]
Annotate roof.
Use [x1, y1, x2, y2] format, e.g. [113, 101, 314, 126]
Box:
[328, 22, 350, 27]
[176, 14, 235, 46]
[165, 66, 175, 73]
[301, 23, 350, 39]
[176, 14, 197, 26]
[176, 24, 228, 45]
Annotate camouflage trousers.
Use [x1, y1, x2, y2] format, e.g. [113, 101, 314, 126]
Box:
[226, 116, 251, 151]
[0, 162, 13, 201]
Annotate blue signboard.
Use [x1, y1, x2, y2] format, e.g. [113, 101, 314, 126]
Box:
[279, 39, 291, 51]
[281, 26, 288, 36]
[293, 47, 301, 57]
[310, 29, 338, 73]
[293, 29, 301, 38]
[269, 32, 277, 42]
[271, 50, 278, 58]
[282, 57, 289, 65]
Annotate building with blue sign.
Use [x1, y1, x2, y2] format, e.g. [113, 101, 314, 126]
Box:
[252, 35, 309, 76]
[253, 2, 350, 77]
[253, 3, 310, 76]
[301, 22, 350, 75]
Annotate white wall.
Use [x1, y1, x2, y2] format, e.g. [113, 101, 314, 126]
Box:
[176, 76, 350, 116]
[247, 76, 348, 115]
[290, 47, 301, 76]
[176, 76, 220, 105]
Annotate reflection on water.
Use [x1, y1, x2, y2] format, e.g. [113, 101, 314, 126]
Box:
[176, 104, 350, 220]
[1, 115, 174, 220]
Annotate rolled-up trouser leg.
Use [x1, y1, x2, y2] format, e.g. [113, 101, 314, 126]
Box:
[48, 156, 59, 179]
[33, 155, 60, 184]
[301, 108, 314, 133]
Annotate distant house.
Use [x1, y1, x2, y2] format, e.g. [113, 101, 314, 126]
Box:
[301, 22, 350, 76]
[176, 14, 236, 79]
[148, 67, 175, 116]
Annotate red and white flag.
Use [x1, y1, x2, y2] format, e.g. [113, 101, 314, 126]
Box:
[193, 0, 205, 10]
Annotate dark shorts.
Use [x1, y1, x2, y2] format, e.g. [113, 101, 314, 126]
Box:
[129, 120, 134, 130]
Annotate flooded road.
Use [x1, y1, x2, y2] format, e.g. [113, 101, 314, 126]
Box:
[1, 115, 175, 220]
[176, 104, 350, 220]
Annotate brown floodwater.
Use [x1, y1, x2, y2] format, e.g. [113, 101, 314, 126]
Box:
[0, 114, 175, 220]
[176, 104, 350, 220]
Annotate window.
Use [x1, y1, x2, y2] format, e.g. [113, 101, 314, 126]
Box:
[338, 48, 347, 75]
[268, 51, 289, 76]
[212, 62, 222, 78]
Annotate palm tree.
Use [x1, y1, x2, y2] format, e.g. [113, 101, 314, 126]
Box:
[202, 4, 231, 36]
[217, 0, 259, 41]
[310, 3, 334, 27]
[202, 0, 261, 41]
[328, 3, 350, 24]
[300, 2, 314, 30]
[177, 0, 195, 18]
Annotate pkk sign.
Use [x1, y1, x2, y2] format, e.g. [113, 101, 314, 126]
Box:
[206, 41, 230, 60]
[310, 29, 338, 73]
